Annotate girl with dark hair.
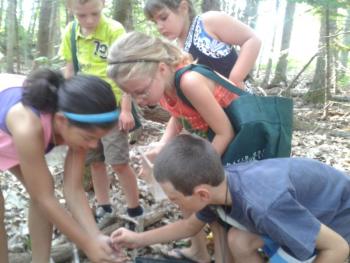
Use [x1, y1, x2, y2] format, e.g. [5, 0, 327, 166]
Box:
[144, 0, 261, 89]
[0, 69, 123, 263]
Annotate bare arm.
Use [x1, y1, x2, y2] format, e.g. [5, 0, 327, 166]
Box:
[314, 224, 349, 263]
[118, 93, 134, 131]
[7, 106, 91, 250]
[180, 71, 234, 156]
[8, 106, 118, 262]
[112, 214, 205, 249]
[159, 116, 183, 145]
[63, 147, 101, 237]
[63, 62, 75, 79]
[202, 11, 261, 87]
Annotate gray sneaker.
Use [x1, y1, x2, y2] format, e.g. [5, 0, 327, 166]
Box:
[95, 206, 116, 229]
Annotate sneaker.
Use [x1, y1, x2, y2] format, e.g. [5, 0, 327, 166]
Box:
[122, 214, 145, 232]
[95, 206, 115, 229]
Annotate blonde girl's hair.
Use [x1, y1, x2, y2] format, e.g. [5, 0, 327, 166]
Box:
[144, 0, 196, 23]
[107, 31, 192, 88]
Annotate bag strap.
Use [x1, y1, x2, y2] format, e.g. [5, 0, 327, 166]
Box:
[71, 21, 80, 74]
[174, 64, 247, 107]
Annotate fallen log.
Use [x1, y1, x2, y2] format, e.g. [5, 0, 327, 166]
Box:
[9, 207, 166, 263]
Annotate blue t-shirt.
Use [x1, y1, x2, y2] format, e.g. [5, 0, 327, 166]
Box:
[197, 158, 350, 260]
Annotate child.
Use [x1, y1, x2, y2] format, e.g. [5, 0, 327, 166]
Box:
[0, 70, 124, 263]
[60, 0, 143, 226]
[144, 0, 261, 88]
[112, 134, 350, 263]
[107, 31, 266, 262]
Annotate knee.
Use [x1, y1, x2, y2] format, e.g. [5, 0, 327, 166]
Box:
[227, 228, 263, 256]
[90, 161, 106, 172]
[113, 163, 131, 175]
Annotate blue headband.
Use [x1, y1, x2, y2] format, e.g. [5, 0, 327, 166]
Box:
[63, 110, 120, 123]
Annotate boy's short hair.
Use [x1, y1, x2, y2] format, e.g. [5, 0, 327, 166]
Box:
[153, 134, 225, 196]
[67, 0, 97, 7]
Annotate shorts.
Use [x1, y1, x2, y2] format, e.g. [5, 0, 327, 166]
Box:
[86, 126, 129, 165]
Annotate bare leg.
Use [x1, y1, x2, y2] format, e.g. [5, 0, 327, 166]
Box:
[0, 189, 9, 263]
[112, 163, 139, 208]
[9, 166, 53, 263]
[211, 222, 234, 263]
[28, 200, 53, 263]
[227, 227, 264, 263]
[90, 162, 110, 205]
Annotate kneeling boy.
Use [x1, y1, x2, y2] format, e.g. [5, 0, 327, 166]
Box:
[111, 134, 350, 263]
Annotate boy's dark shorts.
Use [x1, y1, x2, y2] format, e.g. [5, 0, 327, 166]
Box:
[86, 126, 129, 166]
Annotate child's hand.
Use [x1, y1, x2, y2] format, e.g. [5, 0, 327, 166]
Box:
[111, 227, 141, 249]
[85, 234, 126, 263]
[145, 142, 164, 161]
[118, 111, 135, 131]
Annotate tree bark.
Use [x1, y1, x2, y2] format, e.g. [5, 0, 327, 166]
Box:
[261, 0, 280, 87]
[5, 0, 17, 73]
[37, 0, 54, 57]
[339, 9, 350, 79]
[113, 0, 134, 31]
[312, 12, 326, 93]
[201, 0, 221, 12]
[271, 1, 296, 86]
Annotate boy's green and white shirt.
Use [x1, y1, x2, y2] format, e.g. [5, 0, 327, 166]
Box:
[59, 15, 125, 103]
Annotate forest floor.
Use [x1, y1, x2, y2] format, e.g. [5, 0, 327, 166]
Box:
[2, 87, 350, 263]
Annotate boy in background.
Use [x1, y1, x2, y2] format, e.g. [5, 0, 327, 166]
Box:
[60, 0, 143, 227]
[112, 134, 350, 263]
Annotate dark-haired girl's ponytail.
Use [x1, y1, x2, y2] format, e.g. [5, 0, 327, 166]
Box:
[22, 69, 65, 113]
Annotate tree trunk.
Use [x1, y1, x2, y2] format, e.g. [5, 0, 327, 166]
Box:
[242, 0, 259, 29]
[271, 1, 296, 86]
[0, 0, 4, 30]
[27, 0, 40, 38]
[339, 9, 350, 79]
[113, 0, 133, 31]
[328, 7, 338, 94]
[201, 0, 221, 12]
[306, 9, 326, 103]
[37, 0, 54, 57]
[261, 0, 280, 87]
[323, 5, 331, 117]
[49, 0, 60, 57]
[6, 0, 17, 73]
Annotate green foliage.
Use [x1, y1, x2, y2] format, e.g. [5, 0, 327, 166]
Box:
[33, 55, 65, 71]
[338, 73, 350, 90]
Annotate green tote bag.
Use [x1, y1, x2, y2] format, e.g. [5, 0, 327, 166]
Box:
[174, 64, 293, 165]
